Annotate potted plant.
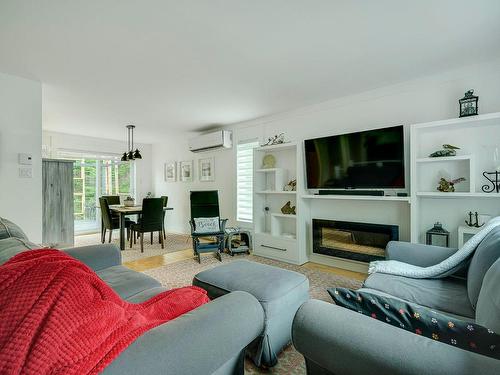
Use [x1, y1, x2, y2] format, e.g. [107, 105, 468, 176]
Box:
[124, 196, 135, 207]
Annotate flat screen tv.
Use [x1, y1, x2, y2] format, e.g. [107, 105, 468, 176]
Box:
[305, 125, 405, 189]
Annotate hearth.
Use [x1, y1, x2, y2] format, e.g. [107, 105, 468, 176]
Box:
[312, 219, 399, 262]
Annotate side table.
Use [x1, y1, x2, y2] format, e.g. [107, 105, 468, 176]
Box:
[458, 225, 481, 248]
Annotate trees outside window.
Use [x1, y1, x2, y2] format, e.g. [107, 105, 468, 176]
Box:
[72, 158, 135, 233]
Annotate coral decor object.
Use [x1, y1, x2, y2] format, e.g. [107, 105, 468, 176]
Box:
[284, 179, 297, 191]
[262, 133, 285, 146]
[437, 177, 466, 192]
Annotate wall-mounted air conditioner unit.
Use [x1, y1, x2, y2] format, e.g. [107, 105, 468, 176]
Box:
[188, 130, 232, 153]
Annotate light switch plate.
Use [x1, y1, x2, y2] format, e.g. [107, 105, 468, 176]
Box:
[18, 153, 33, 165]
[19, 167, 33, 178]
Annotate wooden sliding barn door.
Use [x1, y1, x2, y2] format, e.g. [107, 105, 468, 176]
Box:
[42, 159, 74, 248]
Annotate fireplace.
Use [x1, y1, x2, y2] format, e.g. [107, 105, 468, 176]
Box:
[312, 219, 399, 262]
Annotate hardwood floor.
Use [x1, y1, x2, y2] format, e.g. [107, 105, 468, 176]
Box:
[302, 262, 366, 281]
[124, 250, 367, 281]
[123, 249, 192, 272]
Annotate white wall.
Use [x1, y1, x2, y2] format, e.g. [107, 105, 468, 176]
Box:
[152, 136, 234, 233]
[42, 131, 153, 201]
[0, 72, 43, 242]
[152, 58, 500, 235]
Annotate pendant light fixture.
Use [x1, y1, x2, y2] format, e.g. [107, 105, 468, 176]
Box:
[121, 124, 142, 161]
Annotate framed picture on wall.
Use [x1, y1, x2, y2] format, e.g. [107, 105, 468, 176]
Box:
[198, 157, 215, 182]
[164, 161, 177, 182]
[179, 160, 194, 182]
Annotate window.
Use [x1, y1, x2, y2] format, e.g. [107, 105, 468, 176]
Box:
[100, 160, 134, 197]
[236, 140, 259, 222]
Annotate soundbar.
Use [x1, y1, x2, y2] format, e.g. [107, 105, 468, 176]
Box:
[317, 190, 385, 196]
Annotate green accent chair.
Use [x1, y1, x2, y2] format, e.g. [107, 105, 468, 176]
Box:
[130, 198, 164, 253]
[99, 197, 133, 244]
[189, 191, 227, 263]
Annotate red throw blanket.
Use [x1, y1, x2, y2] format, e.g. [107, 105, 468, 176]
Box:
[0, 249, 210, 375]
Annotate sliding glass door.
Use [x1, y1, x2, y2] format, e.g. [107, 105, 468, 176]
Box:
[71, 157, 135, 234]
[73, 159, 98, 233]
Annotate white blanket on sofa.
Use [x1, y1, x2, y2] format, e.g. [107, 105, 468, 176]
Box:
[368, 216, 500, 278]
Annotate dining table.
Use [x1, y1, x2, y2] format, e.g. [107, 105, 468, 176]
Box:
[109, 204, 173, 250]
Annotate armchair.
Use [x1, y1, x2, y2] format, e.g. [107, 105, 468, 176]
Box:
[189, 191, 227, 263]
[293, 227, 500, 375]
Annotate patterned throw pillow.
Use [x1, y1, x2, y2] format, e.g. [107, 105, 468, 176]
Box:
[328, 287, 500, 359]
[193, 217, 220, 234]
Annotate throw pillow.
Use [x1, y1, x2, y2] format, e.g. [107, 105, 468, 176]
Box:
[193, 217, 220, 234]
[328, 287, 500, 359]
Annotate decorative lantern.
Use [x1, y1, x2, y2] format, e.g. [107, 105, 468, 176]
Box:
[426, 222, 450, 247]
[459, 90, 478, 118]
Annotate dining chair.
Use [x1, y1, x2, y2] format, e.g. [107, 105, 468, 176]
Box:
[100, 195, 121, 239]
[99, 197, 133, 243]
[130, 198, 164, 252]
[101, 195, 120, 205]
[161, 195, 168, 240]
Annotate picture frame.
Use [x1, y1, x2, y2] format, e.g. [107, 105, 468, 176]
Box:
[164, 161, 177, 182]
[198, 157, 215, 182]
[179, 160, 194, 182]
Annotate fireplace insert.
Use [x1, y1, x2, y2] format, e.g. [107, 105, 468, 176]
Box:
[312, 219, 399, 263]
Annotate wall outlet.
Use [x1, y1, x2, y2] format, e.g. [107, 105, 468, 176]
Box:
[18, 153, 33, 165]
[19, 167, 33, 178]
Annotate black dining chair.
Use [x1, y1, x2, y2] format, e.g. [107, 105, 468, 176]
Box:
[130, 198, 164, 252]
[99, 197, 134, 243]
[161, 195, 168, 240]
[102, 195, 120, 205]
[100, 195, 121, 240]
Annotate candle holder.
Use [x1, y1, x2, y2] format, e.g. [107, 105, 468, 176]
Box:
[426, 222, 450, 247]
[459, 90, 478, 117]
[481, 171, 500, 193]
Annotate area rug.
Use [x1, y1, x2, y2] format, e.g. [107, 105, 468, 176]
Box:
[74, 232, 192, 262]
[142, 253, 363, 374]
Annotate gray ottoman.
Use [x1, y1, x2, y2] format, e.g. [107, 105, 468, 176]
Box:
[193, 260, 309, 367]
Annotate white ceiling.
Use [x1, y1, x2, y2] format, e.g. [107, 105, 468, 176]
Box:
[1, 1, 499, 143]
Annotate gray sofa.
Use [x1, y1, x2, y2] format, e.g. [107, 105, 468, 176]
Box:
[0, 218, 265, 375]
[292, 227, 500, 375]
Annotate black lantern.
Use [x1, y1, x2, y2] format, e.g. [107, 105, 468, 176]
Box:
[459, 90, 478, 118]
[426, 222, 450, 247]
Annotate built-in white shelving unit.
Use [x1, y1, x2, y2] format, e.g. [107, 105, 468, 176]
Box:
[253, 142, 307, 265]
[410, 112, 500, 246]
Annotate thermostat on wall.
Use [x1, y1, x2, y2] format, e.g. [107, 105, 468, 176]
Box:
[18, 153, 33, 165]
